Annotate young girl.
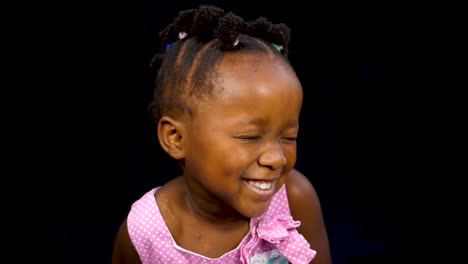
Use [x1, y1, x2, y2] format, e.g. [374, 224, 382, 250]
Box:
[112, 5, 331, 264]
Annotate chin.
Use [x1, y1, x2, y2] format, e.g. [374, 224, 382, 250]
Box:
[239, 202, 272, 218]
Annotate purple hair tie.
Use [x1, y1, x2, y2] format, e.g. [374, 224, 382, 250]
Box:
[165, 32, 188, 52]
[165, 42, 175, 51]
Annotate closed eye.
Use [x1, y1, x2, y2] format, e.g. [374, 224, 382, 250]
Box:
[234, 135, 262, 142]
[283, 137, 297, 142]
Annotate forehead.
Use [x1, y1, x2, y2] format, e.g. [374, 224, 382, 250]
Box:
[215, 53, 301, 99]
[218, 53, 293, 78]
[191, 53, 303, 122]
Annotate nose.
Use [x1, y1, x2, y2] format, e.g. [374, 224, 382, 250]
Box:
[258, 142, 287, 170]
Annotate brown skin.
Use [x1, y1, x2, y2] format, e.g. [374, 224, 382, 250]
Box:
[287, 169, 332, 264]
[112, 171, 331, 264]
[112, 53, 331, 263]
[177, 53, 301, 221]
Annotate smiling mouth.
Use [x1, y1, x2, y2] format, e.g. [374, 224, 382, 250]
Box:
[242, 178, 278, 201]
[245, 180, 273, 191]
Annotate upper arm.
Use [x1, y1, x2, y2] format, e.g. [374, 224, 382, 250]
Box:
[112, 218, 142, 264]
[286, 169, 332, 264]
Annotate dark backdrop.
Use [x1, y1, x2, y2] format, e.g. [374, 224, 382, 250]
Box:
[46, 0, 449, 263]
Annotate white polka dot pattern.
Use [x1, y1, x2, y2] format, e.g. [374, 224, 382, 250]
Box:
[127, 185, 316, 263]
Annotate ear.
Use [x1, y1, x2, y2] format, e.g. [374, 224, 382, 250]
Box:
[157, 116, 186, 160]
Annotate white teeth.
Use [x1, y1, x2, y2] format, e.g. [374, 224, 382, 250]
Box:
[247, 180, 272, 190]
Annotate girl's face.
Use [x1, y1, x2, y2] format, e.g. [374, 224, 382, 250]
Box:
[183, 54, 303, 218]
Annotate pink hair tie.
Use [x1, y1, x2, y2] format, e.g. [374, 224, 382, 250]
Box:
[178, 31, 187, 40]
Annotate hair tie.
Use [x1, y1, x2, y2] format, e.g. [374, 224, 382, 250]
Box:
[271, 43, 284, 52]
[178, 31, 188, 40]
[233, 37, 239, 47]
[165, 32, 188, 52]
[165, 42, 175, 51]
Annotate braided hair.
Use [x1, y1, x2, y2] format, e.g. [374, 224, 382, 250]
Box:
[148, 5, 292, 122]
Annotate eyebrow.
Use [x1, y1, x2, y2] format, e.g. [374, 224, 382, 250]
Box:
[238, 117, 299, 127]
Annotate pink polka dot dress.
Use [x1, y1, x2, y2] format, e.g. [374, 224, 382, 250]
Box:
[127, 185, 316, 264]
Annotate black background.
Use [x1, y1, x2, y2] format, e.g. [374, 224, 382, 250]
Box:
[44, 0, 461, 263]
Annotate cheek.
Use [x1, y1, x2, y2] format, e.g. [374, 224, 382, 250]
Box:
[189, 136, 251, 172]
[218, 144, 254, 172]
[284, 144, 297, 167]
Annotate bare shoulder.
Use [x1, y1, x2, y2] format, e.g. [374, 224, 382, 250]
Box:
[286, 169, 322, 218]
[286, 168, 332, 264]
[112, 218, 141, 264]
[286, 169, 318, 201]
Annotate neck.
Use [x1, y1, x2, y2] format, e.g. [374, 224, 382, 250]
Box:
[181, 177, 249, 225]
